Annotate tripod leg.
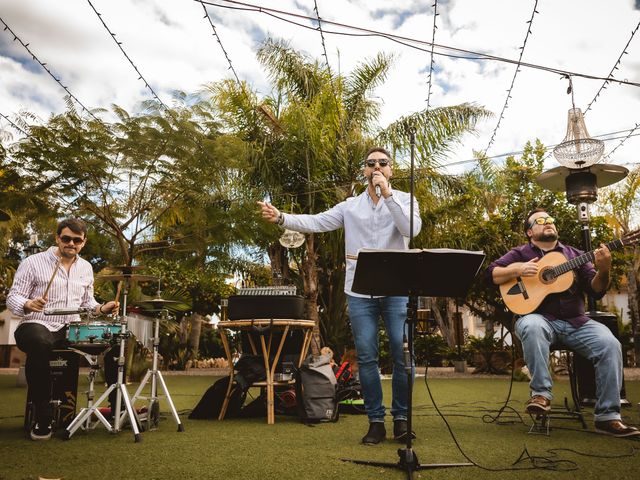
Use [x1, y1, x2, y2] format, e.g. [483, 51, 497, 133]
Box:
[65, 384, 116, 439]
[119, 382, 142, 442]
[156, 370, 184, 431]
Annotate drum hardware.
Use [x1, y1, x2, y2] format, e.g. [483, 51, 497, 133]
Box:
[131, 307, 184, 433]
[65, 279, 142, 442]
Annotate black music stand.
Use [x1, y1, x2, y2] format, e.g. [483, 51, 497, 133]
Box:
[343, 247, 485, 479]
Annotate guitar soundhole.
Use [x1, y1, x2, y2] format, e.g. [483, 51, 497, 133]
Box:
[539, 267, 554, 285]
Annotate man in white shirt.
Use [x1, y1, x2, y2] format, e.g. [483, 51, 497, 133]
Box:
[258, 147, 421, 444]
[7, 218, 118, 440]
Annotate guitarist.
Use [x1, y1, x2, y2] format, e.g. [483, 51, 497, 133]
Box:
[486, 208, 639, 437]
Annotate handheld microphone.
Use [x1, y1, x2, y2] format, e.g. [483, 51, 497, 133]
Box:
[44, 307, 91, 316]
[375, 184, 381, 198]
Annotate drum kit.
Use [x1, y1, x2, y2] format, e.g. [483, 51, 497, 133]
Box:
[53, 265, 183, 442]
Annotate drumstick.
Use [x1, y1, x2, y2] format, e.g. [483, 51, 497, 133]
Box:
[114, 281, 123, 311]
[43, 259, 60, 299]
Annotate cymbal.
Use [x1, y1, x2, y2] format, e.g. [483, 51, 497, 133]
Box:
[96, 274, 157, 282]
[135, 298, 180, 306]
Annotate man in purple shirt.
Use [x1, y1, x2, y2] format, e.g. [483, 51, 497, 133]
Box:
[486, 208, 639, 437]
[7, 218, 118, 440]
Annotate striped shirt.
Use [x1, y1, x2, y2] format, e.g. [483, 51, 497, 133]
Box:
[7, 246, 100, 331]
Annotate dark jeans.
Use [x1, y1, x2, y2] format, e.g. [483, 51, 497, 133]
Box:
[15, 322, 120, 423]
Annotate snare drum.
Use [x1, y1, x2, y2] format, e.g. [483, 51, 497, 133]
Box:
[67, 322, 121, 353]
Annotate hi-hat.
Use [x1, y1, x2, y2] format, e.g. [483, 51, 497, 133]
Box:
[97, 274, 157, 282]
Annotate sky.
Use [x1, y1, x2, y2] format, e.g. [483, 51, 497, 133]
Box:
[1, 0, 640, 180]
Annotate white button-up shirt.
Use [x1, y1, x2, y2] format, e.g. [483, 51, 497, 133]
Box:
[281, 189, 421, 297]
[7, 246, 100, 331]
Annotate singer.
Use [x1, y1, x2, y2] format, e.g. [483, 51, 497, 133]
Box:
[258, 147, 421, 445]
[7, 218, 119, 441]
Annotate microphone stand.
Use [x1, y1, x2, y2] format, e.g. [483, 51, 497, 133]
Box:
[343, 128, 474, 479]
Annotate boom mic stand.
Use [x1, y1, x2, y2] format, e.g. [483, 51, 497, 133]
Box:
[342, 130, 485, 479]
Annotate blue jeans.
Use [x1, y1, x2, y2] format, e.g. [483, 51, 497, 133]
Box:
[514, 314, 623, 422]
[347, 295, 411, 422]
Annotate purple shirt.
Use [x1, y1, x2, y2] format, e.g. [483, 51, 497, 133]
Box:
[485, 241, 604, 327]
[6, 246, 100, 331]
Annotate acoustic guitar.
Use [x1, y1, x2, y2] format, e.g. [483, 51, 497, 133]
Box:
[500, 229, 640, 315]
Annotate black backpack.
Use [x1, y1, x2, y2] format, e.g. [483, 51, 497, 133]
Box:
[189, 375, 246, 419]
[295, 353, 339, 424]
[189, 354, 266, 420]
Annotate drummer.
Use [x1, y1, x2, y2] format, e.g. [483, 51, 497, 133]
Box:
[7, 218, 119, 441]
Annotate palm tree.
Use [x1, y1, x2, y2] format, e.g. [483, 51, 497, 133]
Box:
[206, 38, 490, 353]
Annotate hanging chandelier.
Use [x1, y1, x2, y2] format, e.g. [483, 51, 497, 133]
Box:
[552, 108, 604, 169]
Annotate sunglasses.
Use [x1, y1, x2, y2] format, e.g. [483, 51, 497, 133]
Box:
[365, 158, 390, 167]
[59, 235, 85, 245]
[529, 216, 555, 228]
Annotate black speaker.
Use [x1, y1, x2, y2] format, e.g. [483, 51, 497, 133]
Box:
[574, 311, 629, 407]
[228, 295, 305, 320]
[24, 349, 79, 433]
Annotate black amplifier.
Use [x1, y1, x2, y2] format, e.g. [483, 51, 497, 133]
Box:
[228, 294, 305, 320]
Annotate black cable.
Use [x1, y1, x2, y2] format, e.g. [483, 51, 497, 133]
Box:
[203, 0, 640, 88]
[425, 1, 438, 110]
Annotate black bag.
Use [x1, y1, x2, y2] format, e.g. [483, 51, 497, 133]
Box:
[188, 376, 246, 419]
[295, 354, 339, 424]
[189, 354, 266, 420]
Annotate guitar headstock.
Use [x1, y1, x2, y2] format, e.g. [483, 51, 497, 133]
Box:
[621, 228, 640, 247]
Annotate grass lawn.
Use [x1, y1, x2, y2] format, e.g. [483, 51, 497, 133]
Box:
[1, 373, 639, 480]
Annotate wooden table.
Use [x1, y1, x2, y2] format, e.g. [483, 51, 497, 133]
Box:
[217, 319, 315, 424]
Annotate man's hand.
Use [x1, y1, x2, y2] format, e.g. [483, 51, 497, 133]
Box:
[24, 296, 47, 313]
[371, 172, 391, 197]
[593, 243, 612, 273]
[518, 258, 540, 277]
[257, 201, 281, 224]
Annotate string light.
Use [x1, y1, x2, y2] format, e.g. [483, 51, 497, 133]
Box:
[85, 0, 170, 112]
[198, 0, 242, 87]
[203, 0, 640, 89]
[0, 16, 101, 122]
[482, 0, 539, 155]
[425, 1, 438, 110]
[584, 19, 640, 115]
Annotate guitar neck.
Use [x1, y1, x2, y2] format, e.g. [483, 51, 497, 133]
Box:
[551, 238, 624, 277]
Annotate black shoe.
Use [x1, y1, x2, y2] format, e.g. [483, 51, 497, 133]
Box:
[362, 422, 386, 445]
[30, 422, 52, 441]
[393, 419, 417, 442]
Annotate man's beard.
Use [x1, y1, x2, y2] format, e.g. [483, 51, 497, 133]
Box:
[535, 231, 558, 242]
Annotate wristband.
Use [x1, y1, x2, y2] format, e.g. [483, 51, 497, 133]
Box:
[277, 213, 285, 226]
[99, 303, 106, 314]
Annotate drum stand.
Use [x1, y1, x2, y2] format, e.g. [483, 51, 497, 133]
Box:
[131, 308, 184, 432]
[65, 284, 142, 442]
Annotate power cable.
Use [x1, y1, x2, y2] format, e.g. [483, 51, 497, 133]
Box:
[203, 0, 640, 88]
[0, 16, 101, 122]
[483, 0, 539, 155]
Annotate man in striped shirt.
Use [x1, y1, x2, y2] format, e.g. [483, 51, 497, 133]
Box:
[7, 218, 118, 440]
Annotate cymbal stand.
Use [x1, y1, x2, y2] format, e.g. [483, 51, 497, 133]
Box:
[67, 348, 101, 432]
[131, 308, 184, 432]
[65, 281, 142, 442]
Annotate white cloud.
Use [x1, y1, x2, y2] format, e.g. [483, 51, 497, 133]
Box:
[0, 0, 639, 173]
